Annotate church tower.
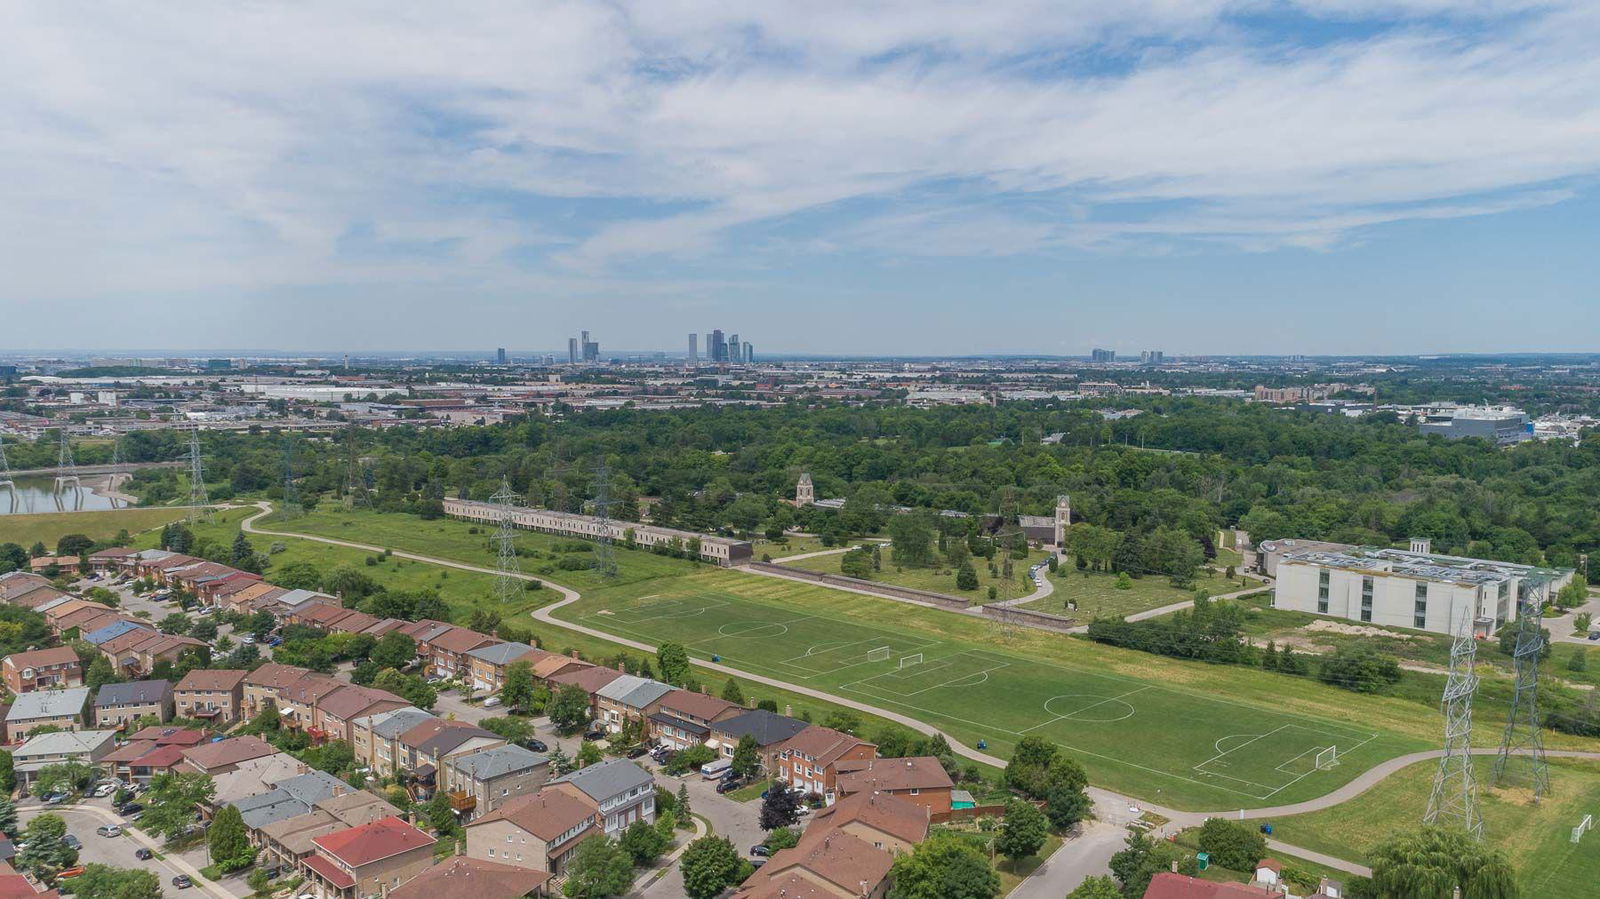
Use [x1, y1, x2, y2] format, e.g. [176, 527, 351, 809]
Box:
[1054, 494, 1071, 546]
[796, 473, 815, 506]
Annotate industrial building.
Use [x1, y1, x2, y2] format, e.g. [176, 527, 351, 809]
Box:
[1272, 539, 1572, 637]
[1416, 406, 1531, 445]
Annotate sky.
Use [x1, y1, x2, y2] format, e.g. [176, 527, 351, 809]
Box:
[2, 1, 1598, 357]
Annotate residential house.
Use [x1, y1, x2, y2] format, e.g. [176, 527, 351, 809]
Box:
[178, 734, 279, 776]
[529, 652, 592, 683]
[253, 789, 400, 871]
[220, 582, 288, 615]
[6, 585, 69, 610]
[40, 599, 115, 636]
[286, 604, 362, 631]
[86, 547, 136, 573]
[9, 730, 117, 787]
[100, 727, 210, 784]
[774, 725, 877, 802]
[313, 685, 408, 744]
[650, 689, 745, 751]
[275, 672, 347, 732]
[301, 816, 436, 899]
[733, 826, 895, 899]
[351, 707, 434, 776]
[0, 871, 56, 899]
[103, 631, 208, 677]
[232, 769, 351, 833]
[546, 758, 654, 837]
[174, 668, 248, 725]
[93, 679, 173, 728]
[242, 663, 313, 719]
[212, 753, 317, 807]
[388, 855, 550, 899]
[834, 757, 955, 814]
[707, 709, 809, 769]
[807, 791, 929, 855]
[593, 675, 674, 735]
[422, 626, 499, 679]
[2, 646, 83, 693]
[5, 687, 90, 741]
[82, 619, 155, 652]
[465, 642, 540, 694]
[1141, 873, 1284, 899]
[465, 788, 601, 877]
[398, 720, 504, 798]
[543, 666, 625, 719]
[441, 744, 550, 819]
[0, 571, 53, 601]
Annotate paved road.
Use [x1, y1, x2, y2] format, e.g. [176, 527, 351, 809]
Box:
[243, 503, 1548, 882]
[1009, 821, 1128, 899]
[19, 802, 246, 899]
[991, 557, 1058, 608]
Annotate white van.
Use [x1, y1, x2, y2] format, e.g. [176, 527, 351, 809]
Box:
[700, 758, 733, 780]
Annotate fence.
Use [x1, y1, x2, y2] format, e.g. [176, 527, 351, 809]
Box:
[746, 561, 973, 611]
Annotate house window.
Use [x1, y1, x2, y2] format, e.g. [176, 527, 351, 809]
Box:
[1360, 576, 1374, 623]
[910, 788, 920, 795]
[1317, 570, 1330, 613]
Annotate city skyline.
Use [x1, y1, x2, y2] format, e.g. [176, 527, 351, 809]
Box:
[2, 3, 1598, 354]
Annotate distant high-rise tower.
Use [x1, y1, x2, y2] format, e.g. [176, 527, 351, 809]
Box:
[688, 333, 698, 362]
[581, 330, 599, 363]
[1140, 350, 1164, 364]
[496, 347, 507, 365]
[728, 333, 740, 362]
[567, 338, 579, 364]
[743, 341, 754, 363]
[1091, 348, 1116, 363]
[796, 473, 815, 506]
[710, 329, 726, 362]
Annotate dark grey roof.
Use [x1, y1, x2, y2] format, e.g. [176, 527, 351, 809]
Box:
[648, 713, 709, 737]
[367, 707, 434, 740]
[95, 679, 173, 707]
[712, 709, 808, 746]
[230, 770, 347, 830]
[465, 642, 534, 665]
[445, 744, 547, 782]
[549, 757, 652, 802]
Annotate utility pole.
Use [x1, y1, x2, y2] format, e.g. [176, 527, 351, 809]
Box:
[1425, 598, 1483, 839]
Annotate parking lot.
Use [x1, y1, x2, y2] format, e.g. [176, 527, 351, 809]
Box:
[18, 798, 248, 899]
[76, 575, 273, 661]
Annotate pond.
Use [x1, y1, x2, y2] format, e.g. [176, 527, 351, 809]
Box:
[0, 477, 123, 514]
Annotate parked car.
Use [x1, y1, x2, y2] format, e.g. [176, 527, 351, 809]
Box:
[92, 782, 118, 797]
[117, 802, 144, 816]
[699, 759, 732, 780]
[483, 696, 501, 708]
[63, 835, 82, 850]
[241, 634, 257, 644]
[715, 778, 743, 794]
[522, 738, 548, 753]
[264, 634, 283, 646]
[750, 845, 771, 857]
[43, 792, 69, 805]
[1589, 631, 1599, 641]
[95, 825, 122, 837]
[583, 729, 606, 742]
[626, 746, 648, 759]
[172, 875, 192, 889]
[134, 848, 153, 860]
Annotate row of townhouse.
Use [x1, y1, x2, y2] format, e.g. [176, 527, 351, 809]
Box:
[463, 758, 657, 877]
[442, 497, 754, 566]
[0, 571, 69, 611]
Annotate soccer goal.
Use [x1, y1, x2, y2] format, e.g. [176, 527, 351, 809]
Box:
[1314, 746, 1339, 770]
[866, 647, 892, 662]
[899, 653, 924, 669]
[1573, 814, 1593, 844]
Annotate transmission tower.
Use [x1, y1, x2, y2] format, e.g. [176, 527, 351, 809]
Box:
[341, 428, 370, 509]
[590, 461, 619, 579]
[279, 432, 303, 516]
[54, 429, 83, 510]
[1494, 581, 1551, 800]
[491, 477, 524, 604]
[108, 433, 127, 509]
[1425, 598, 1483, 840]
[186, 426, 210, 522]
[0, 433, 16, 514]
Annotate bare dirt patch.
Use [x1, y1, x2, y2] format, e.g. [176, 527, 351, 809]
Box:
[1301, 619, 1422, 641]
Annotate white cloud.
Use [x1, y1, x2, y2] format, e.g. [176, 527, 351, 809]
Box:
[0, 0, 1596, 329]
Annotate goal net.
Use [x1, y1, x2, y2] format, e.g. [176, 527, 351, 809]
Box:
[1573, 814, 1593, 844]
[899, 653, 924, 669]
[1314, 746, 1338, 770]
[866, 647, 892, 662]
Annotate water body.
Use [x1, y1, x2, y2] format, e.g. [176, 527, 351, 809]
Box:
[0, 477, 122, 515]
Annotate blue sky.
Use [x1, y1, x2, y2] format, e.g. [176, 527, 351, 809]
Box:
[2, 1, 1597, 356]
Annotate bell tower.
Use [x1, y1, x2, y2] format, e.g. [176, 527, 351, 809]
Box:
[796, 473, 815, 506]
[1054, 494, 1071, 546]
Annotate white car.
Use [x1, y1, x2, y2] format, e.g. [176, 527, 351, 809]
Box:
[483, 697, 501, 708]
[240, 634, 257, 644]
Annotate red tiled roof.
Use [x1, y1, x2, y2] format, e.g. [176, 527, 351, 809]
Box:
[312, 816, 434, 867]
[429, 627, 497, 654]
[303, 854, 356, 889]
[1142, 874, 1284, 899]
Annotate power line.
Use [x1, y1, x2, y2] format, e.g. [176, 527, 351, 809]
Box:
[1493, 581, 1551, 801]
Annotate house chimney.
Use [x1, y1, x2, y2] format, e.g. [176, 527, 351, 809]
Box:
[570, 649, 580, 659]
[1170, 860, 1179, 873]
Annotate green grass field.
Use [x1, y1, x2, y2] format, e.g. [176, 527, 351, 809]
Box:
[783, 547, 1052, 602]
[559, 568, 1427, 809]
[1017, 566, 1249, 618]
[0, 506, 191, 549]
[1271, 757, 1600, 897]
[264, 508, 700, 592]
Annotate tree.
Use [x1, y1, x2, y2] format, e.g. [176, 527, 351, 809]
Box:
[759, 781, 801, 830]
[619, 819, 669, 867]
[0, 749, 13, 793]
[887, 832, 999, 899]
[1197, 818, 1268, 872]
[955, 559, 979, 591]
[995, 800, 1048, 866]
[158, 612, 192, 635]
[577, 741, 604, 768]
[0, 797, 16, 836]
[208, 804, 255, 872]
[841, 547, 874, 578]
[85, 655, 123, 690]
[765, 827, 800, 852]
[676, 783, 692, 822]
[371, 669, 437, 710]
[731, 734, 761, 780]
[680, 836, 746, 899]
[1066, 875, 1122, 899]
[246, 610, 277, 639]
[548, 744, 573, 776]
[657, 642, 690, 685]
[549, 683, 593, 734]
[502, 660, 536, 712]
[888, 511, 937, 568]
[1367, 826, 1517, 899]
[231, 532, 256, 566]
[34, 761, 93, 795]
[370, 631, 417, 670]
[140, 771, 217, 843]
[1043, 777, 1092, 830]
[479, 716, 534, 745]
[1110, 832, 1192, 897]
[468, 607, 502, 635]
[1318, 646, 1403, 694]
[1004, 735, 1059, 799]
[720, 677, 744, 704]
[68, 865, 161, 899]
[273, 561, 323, 590]
[56, 533, 94, 557]
[1556, 575, 1588, 610]
[18, 813, 76, 879]
[190, 618, 219, 642]
[562, 836, 633, 899]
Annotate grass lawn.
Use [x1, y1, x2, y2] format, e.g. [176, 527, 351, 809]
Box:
[783, 547, 1053, 603]
[262, 508, 701, 592]
[0, 506, 191, 549]
[726, 779, 773, 803]
[998, 833, 1063, 895]
[1270, 756, 1600, 897]
[558, 567, 1441, 810]
[757, 536, 879, 561]
[1017, 566, 1249, 619]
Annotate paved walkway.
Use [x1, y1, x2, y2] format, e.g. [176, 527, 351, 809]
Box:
[244, 504, 1592, 882]
[1123, 572, 1272, 623]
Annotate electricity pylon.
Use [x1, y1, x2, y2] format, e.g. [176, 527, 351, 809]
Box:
[1425, 598, 1483, 840]
[1494, 581, 1551, 800]
[54, 429, 83, 511]
[187, 426, 210, 522]
[590, 461, 618, 579]
[491, 477, 523, 604]
[0, 433, 16, 513]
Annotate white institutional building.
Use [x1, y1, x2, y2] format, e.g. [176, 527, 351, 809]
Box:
[1272, 538, 1573, 637]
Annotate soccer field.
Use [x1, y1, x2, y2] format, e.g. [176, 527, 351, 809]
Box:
[575, 586, 1389, 806]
